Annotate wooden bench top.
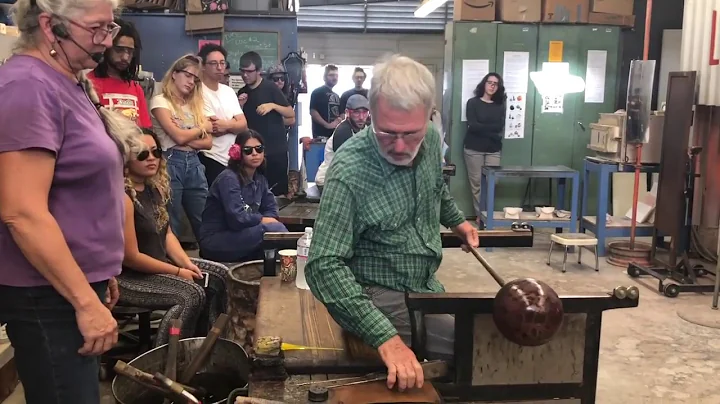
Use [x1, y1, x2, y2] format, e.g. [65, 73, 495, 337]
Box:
[254, 277, 383, 373]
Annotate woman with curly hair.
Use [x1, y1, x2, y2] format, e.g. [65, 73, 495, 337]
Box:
[200, 130, 288, 262]
[120, 129, 227, 346]
[150, 54, 214, 243]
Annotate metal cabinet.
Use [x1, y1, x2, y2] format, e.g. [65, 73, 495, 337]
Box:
[443, 22, 620, 217]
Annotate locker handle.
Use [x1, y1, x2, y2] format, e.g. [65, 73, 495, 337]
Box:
[577, 122, 586, 131]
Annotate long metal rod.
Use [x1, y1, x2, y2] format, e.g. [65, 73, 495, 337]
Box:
[712, 218, 720, 309]
[468, 246, 506, 287]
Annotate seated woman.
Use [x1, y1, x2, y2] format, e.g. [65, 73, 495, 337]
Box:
[200, 130, 288, 262]
[120, 129, 228, 346]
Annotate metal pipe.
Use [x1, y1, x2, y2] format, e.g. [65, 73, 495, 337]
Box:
[631, 0, 653, 249]
[630, 145, 643, 249]
[712, 218, 720, 309]
[643, 0, 653, 60]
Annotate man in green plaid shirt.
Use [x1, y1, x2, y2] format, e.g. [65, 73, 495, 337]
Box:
[306, 55, 479, 392]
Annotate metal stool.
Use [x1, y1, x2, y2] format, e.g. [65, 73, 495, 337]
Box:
[547, 233, 599, 273]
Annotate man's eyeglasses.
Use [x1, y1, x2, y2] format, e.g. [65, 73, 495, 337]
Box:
[206, 60, 229, 69]
[240, 67, 257, 76]
[68, 20, 120, 46]
[136, 149, 163, 161]
[243, 145, 265, 155]
[372, 124, 426, 142]
[112, 46, 134, 56]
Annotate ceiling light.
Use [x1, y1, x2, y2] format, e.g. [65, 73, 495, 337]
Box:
[414, 0, 448, 18]
[530, 62, 586, 96]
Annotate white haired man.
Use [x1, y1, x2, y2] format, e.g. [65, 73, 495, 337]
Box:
[306, 55, 479, 392]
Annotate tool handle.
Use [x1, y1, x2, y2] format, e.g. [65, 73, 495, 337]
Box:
[114, 361, 202, 396]
[468, 246, 506, 287]
[233, 398, 287, 404]
[165, 319, 182, 381]
[180, 313, 229, 383]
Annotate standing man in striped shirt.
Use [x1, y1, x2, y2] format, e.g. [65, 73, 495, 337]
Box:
[306, 55, 479, 392]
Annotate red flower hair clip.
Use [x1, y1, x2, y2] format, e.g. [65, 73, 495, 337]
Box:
[228, 144, 242, 161]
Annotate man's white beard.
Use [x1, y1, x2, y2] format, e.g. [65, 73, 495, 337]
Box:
[378, 144, 421, 167]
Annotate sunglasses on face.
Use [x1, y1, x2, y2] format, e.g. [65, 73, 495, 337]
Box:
[136, 149, 163, 161]
[243, 145, 265, 155]
[271, 76, 285, 82]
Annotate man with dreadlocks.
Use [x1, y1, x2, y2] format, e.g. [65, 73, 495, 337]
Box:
[88, 17, 151, 128]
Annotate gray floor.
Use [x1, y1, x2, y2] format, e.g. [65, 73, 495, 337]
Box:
[5, 233, 720, 403]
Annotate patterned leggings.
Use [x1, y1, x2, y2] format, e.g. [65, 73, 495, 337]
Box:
[116, 258, 228, 347]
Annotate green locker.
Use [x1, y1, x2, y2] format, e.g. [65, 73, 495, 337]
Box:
[494, 24, 539, 209]
[572, 26, 620, 214]
[442, 23, 620, 218]
[531, 25, 620, 209]
[443, 22, 499, 217]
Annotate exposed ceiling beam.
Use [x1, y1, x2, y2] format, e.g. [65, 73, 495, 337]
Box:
[300, 0, 399, 7]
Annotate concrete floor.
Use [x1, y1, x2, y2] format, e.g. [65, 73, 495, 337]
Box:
[4, 233, 720, 403]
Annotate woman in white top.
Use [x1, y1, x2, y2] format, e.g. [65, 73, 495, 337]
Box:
[150, 54, 213, 241]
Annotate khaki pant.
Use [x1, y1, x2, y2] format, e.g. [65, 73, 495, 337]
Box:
[464, 148, 501, 218]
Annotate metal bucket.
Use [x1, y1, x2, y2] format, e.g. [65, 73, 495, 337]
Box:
[112, 337, 249, 404]
[227, 260, 279, 354]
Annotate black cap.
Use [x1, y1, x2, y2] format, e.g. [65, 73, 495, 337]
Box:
[308, 386, 329, 402]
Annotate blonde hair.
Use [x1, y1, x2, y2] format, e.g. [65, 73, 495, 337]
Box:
[124, 132, 171, 232]
[369, 54, 435, 118]
[160, 54, 208, 132]
[11, 0, 119, 52]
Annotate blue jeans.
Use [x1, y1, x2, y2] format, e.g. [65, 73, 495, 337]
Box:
[165, 149, 209, 240]
[0, 281, 108, 404]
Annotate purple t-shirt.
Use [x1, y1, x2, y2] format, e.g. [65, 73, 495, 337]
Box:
[0, 56, 125, 287]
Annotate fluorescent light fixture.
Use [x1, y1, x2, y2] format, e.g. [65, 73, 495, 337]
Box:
[414, 0, 448, 18]
[530, 62, 586, 96]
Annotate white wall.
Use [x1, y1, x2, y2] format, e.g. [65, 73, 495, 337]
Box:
[657, 29, 682, 107]
[298, 32, 445, 107]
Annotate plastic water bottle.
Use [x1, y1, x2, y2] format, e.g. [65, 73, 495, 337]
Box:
[295, 227, 313, 290]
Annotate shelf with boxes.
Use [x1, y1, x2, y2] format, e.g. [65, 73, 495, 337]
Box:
[454, 0, 635, 28]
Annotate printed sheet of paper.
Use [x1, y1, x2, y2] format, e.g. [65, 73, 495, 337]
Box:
[542, 95, 564, 114]
[584, 50, 608, 103]
[505, 92, 526, 139]
[502, 51, 530, 94]
[461, 59, 489, 121]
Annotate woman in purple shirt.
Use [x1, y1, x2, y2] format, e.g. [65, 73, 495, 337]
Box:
[0, 0, 141, 402]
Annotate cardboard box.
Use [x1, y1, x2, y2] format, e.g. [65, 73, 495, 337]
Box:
[589, 11, 635, 27]
[591, 0, 633, 16]
[542, 0, 590, 23]
[453, 0, 496, 22]
[499, 0, 542, 22]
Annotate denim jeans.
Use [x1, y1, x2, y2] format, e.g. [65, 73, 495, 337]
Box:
[0, 281, 108, 404]
[165, 149, 209, 240]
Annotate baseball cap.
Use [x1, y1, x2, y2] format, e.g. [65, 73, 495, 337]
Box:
[266, 64, 286, 75]
[346, 94, 369, 111]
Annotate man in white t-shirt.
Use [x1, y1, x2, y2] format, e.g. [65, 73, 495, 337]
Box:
[197, 44, 248, 186]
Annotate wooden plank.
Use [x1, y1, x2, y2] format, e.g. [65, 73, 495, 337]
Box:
[254, 277, 381, 369]
[471, 314, 586, 385]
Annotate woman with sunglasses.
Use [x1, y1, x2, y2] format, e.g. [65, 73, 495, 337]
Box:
[120, 129, 228, 346]
[150, 54, 214, 244]
[199, 130, 288, 262]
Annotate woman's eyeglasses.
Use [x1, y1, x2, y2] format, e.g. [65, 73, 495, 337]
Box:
[177, 70, 201, 85]
[271, 76, 285, 82]
[136, 149, 163, 161]
[243, 145, 265, 155]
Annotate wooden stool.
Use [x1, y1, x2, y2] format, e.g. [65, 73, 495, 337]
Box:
[547, 233, 599, 273]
